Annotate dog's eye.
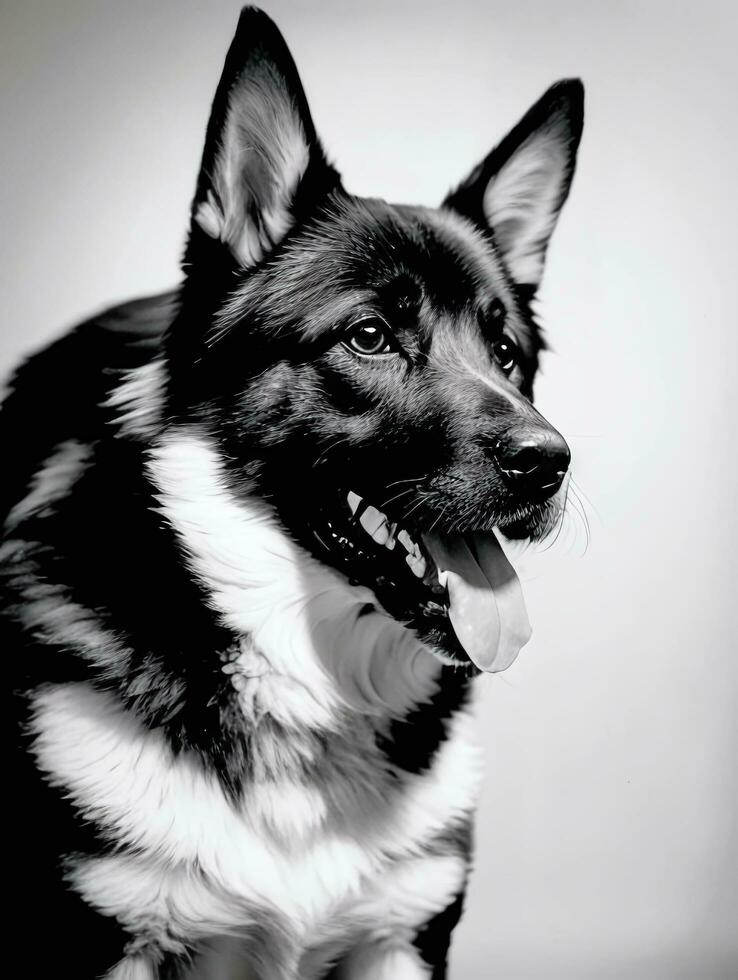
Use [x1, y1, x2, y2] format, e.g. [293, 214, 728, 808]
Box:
[344, 317, 393, 357]
[492, 335, 520, 374]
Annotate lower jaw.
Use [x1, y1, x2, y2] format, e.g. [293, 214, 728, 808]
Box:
[496, 503, 560, 541]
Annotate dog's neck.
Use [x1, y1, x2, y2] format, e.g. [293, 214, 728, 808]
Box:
[146, 427, 444, 736]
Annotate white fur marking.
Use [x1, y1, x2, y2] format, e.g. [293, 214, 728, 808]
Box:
[337, 943, 431, 979]
[24, 431, 483, 974]
[146, 431, 443, 729]
[17, 584, 129, 668]
[105, 359, 166, 439]
[5, 439, 90, 529]
[32, 682, 481, 955]
[103, 954, 158, 980]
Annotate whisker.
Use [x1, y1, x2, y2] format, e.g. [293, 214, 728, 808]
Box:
[539, 481, 570, 553]
[569, 477, 601, 526]
[566, 485, 591, 554]
[383, 475, 426, 492]
[398, 497, 428, 527]
[428, 502, 452, 534]
[312, 436, 351, 470]
[378, 486, 416, 511]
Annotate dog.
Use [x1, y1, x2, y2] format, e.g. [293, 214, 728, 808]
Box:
[2, 7, 583, 978]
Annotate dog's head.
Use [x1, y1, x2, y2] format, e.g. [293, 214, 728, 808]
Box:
[166, 7, 584, 674]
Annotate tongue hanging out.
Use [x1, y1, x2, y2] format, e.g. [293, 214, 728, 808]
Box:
[423, 530, 531, 672]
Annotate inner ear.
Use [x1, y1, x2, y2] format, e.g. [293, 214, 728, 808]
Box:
[444, 80, 584, 289]
[189, 7, 340, 269]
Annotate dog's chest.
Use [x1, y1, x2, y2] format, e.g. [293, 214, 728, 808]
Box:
[32, 683, 481, 973]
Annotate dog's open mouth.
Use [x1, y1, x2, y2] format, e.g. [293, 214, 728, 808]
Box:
[306, 489, 532, 673]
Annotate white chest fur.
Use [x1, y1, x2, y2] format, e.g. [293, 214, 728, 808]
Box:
[31, 683, 480, 977]
[29, 428, 483, 976]
[145, 430, 449, 729]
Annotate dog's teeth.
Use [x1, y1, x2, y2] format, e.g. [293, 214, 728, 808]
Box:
[359, 505, 391, 546]
[347, 491, 363, 514]
[426, 600, 447, 616]
[406, 553, 427, 579]
[372, 524, 391, 546]
[398, 529, 419, 554]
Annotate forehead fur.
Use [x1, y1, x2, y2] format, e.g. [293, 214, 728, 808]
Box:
[213, 193, 537, 349]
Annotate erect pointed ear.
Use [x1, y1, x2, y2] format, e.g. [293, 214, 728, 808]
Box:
[444, 80, 584, 290]
[188, 7, 340, 269]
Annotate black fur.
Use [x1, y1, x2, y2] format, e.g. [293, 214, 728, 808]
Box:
[376, 664, 473, 774]
[414, 892, 467, 979]
[3, 7, 583, 977]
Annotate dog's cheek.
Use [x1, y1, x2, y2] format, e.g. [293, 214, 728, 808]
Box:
[220, 361, 378, 467]
[312, 361, 378, 417]
[204, 362, 304, 453]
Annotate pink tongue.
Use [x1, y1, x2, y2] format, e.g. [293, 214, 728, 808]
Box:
[422, 531, 531, 672]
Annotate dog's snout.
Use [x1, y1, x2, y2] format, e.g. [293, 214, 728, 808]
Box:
[490, 426, 570, 499]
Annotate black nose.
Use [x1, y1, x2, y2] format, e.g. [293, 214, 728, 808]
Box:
[491, 426, 571, 499]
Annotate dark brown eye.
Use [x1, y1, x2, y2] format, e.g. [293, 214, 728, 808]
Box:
[344, 316, 393, 356]
[492, 335, 519, 374]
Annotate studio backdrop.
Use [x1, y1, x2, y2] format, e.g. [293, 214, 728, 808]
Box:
[1, 2, 736, 978]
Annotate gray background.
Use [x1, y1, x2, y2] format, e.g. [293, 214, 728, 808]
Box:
[1, 1, 736, 977]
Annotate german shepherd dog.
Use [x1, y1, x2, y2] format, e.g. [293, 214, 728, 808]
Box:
[2, 7, 583, 978]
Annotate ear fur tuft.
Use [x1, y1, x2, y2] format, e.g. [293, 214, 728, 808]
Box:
[444, 79, 584, 288]
[188, 7, 339, 268]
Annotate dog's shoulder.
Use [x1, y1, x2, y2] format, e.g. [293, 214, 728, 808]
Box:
[0, 289, 177, 524]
